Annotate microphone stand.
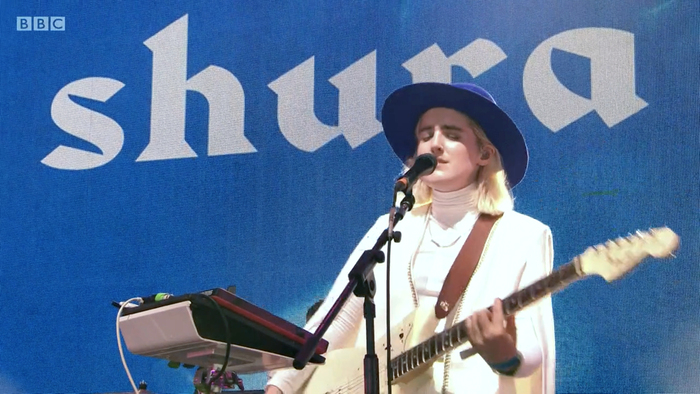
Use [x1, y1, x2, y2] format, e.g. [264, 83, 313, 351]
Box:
[293, 193, 414, 394]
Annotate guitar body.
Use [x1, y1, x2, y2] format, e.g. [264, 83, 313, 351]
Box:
[300, 306, 439, 394]
[301, 305, 539, 394]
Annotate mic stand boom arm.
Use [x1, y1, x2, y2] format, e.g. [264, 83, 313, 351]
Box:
[292, 213, 407, 394]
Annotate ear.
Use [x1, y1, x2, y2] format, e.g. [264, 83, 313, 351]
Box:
[478, 145, 495, 166]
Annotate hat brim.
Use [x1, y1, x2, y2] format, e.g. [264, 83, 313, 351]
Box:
[381, 83, 528, 188]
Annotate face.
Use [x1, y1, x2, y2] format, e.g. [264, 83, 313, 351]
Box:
[414, 107, 491, 192]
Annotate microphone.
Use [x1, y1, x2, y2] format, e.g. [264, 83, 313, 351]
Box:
[393, 153, 437, 193]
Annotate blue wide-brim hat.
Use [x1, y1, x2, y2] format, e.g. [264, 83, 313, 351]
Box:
[381, 82, 528, 188]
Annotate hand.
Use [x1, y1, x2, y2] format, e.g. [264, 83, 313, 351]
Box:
[464, 298, 518, 365]
[265, 385, 283, 394]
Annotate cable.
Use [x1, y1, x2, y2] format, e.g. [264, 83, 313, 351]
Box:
[385, 237, 393, 394]
[201, 295, 231, 384]
[116, 296, 145, 394]
[115, 294, 231, 394]
[385, 191, 398, 394]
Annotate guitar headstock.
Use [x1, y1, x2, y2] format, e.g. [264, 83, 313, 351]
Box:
[578, 227, 679, 282]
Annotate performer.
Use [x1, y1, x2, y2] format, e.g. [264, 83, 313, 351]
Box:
[266, 82, 555, 394]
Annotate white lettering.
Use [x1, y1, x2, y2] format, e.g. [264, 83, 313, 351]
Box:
[43, 16, 648, 171]
[138, 14, 254, 162]
[328, 50, 382, 148]
[268, 51, 381, 151]
[402, 40, 507, 83]
[523, 28, 648, 132]
[42, 77, 125, 170]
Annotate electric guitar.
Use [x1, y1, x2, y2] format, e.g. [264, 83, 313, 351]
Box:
[299, 227, 679, 394]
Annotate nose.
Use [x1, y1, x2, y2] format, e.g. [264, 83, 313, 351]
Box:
[429, 128, 444, 155]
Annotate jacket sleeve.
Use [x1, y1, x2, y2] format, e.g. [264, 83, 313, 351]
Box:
[511, 225, 556, 394]
[266, 215, 389, 393]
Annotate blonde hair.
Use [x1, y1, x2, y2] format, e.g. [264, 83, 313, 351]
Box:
[410, 117, 514, 215]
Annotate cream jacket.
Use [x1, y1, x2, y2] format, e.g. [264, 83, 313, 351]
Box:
[268, 204, 555, 394]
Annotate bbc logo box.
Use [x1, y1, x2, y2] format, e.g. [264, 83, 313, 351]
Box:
[17, 17, 65, 31]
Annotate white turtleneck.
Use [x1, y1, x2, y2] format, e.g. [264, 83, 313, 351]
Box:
[412, 184, 480, 309]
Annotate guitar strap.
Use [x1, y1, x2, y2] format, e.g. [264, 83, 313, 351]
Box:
[435, 213, 501, 319]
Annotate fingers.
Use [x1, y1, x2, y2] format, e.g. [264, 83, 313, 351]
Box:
[495, 298, 517, 343]
[467, 309, 496, 346]
[475, 308, 493, 335]
[466, 316, 482, 345]
[465, 300, 519, 365]
[466, 300, 507, 345]
[478, 299, 505, 335]
[505, 314, 517, 344]
[492, 298, 504, 321]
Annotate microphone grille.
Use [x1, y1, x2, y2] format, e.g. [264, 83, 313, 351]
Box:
[415, 153, 437, 172]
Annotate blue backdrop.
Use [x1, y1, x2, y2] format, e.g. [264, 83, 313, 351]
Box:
[1, 1, 698, 393]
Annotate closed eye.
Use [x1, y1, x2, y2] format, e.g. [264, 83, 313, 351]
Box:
[441, 125, 464, 140]
[416, 124, 464, 141]
[417, 128, 433, 141]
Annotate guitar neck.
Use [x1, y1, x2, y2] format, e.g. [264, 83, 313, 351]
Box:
[390, 258, 585, 381]
[502, 257, 584, 316]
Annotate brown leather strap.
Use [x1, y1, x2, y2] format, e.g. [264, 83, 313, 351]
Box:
[435, 214, 501, 319]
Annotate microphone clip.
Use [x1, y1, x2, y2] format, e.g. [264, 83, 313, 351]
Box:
[394, 192, 415, 222]
[387, 192, 415, 241]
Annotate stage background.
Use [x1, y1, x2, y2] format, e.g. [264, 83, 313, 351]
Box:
[1, 1, 697, 393]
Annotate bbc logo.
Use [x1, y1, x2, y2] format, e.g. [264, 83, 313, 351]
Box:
[17, 16, 65, 31]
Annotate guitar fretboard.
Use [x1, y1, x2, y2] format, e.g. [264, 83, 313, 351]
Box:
[390, 258, 584, 381]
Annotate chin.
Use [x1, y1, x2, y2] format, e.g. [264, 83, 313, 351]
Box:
[427, 178, 470, 193]
[424, 179, 448, 191]
[421, 176, 439, 188]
